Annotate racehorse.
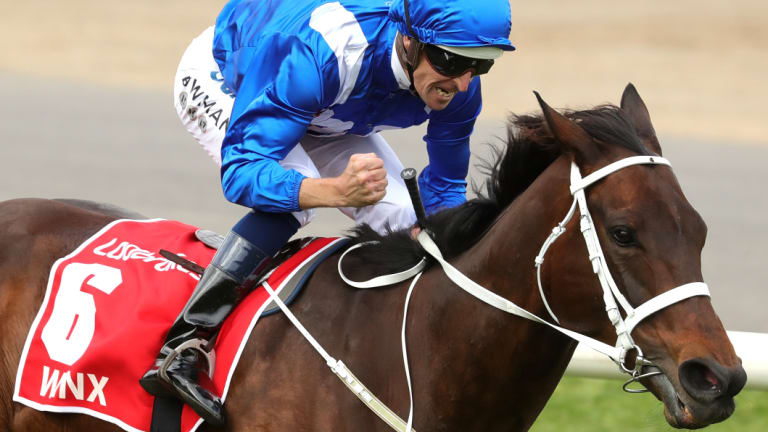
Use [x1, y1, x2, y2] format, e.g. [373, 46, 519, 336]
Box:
[0, 84, 746, 431]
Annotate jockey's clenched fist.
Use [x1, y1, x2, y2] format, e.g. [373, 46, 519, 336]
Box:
[337, 153, 387, 207]
[298, 153, 388, 209]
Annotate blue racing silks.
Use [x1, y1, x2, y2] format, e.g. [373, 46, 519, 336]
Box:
[212, 0, 496, 214]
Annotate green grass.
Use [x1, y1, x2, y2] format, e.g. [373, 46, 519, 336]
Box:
[530, 377, 768, 431]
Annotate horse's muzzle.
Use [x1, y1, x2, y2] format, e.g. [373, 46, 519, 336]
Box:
[648, 357, 747, 429]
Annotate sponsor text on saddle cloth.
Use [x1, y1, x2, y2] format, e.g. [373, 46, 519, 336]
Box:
[13, 218, 342, 432]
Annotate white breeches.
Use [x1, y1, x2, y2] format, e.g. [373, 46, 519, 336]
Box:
[173, 27, 416, 233]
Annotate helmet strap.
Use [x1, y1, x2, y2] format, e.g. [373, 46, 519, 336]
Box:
[401, 0, 420, 96]
[406, 63, 416, 95]
[403, 0, 417, 39]
[396, 33, 421, 96]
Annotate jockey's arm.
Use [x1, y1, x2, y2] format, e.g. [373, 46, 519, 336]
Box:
[419, 77, 483, 214]
[219, 41, 384, 212]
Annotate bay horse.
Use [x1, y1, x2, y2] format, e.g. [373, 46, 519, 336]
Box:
[0, 84, 746, 431]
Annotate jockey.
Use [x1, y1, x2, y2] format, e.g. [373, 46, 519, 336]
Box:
[140, 0, 514, 425]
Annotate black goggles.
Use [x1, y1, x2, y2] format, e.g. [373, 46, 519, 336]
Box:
[422, 44, 495, 77]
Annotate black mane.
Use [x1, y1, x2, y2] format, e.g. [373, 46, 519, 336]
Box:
[347, 104, 650, 273]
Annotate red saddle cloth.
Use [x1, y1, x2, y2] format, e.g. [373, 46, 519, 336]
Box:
[13, 218, 342, 432]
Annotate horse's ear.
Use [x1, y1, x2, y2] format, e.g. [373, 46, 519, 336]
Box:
[620, 83, 662, 155]
[534, 91, 598, 166]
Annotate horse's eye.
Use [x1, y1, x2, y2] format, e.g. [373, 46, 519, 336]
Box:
[610, 225, 637, 246]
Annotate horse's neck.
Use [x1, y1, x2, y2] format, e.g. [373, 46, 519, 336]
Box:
[415, 157, 578, 430]
[460, 156, 573, 317]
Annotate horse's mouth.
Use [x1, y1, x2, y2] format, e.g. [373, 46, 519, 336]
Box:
[642, 367, 697, 428]
[642, 366, 734, 429]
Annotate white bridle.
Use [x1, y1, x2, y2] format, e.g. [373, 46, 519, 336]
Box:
[531, 155, 710, 375]
[346, 155, 711, 375]
[312, 155, 711, 431]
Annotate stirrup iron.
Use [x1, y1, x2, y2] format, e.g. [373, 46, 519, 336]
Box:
[157, 338, 217, 383]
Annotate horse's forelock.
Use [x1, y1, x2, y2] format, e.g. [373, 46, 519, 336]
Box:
[569, 106, 650, 157]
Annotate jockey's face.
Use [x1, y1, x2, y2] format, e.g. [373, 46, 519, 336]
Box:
[404, 37, 474, 111]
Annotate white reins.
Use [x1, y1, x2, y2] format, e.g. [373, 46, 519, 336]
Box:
[264, 155, 711, 432]
[409, 156, 710, 374]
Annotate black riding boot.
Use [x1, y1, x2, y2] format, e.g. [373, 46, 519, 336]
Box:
[140, 231, 271, 427]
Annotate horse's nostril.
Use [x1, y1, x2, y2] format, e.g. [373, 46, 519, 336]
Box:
[679, 358, 747, 402]
[679, 359, 724, 402]
[703, 368, 719, 390]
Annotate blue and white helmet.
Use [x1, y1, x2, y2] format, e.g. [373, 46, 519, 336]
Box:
[388, 0, 515, 60]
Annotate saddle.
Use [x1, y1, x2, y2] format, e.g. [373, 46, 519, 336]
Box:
[162, 231, 347, 317]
